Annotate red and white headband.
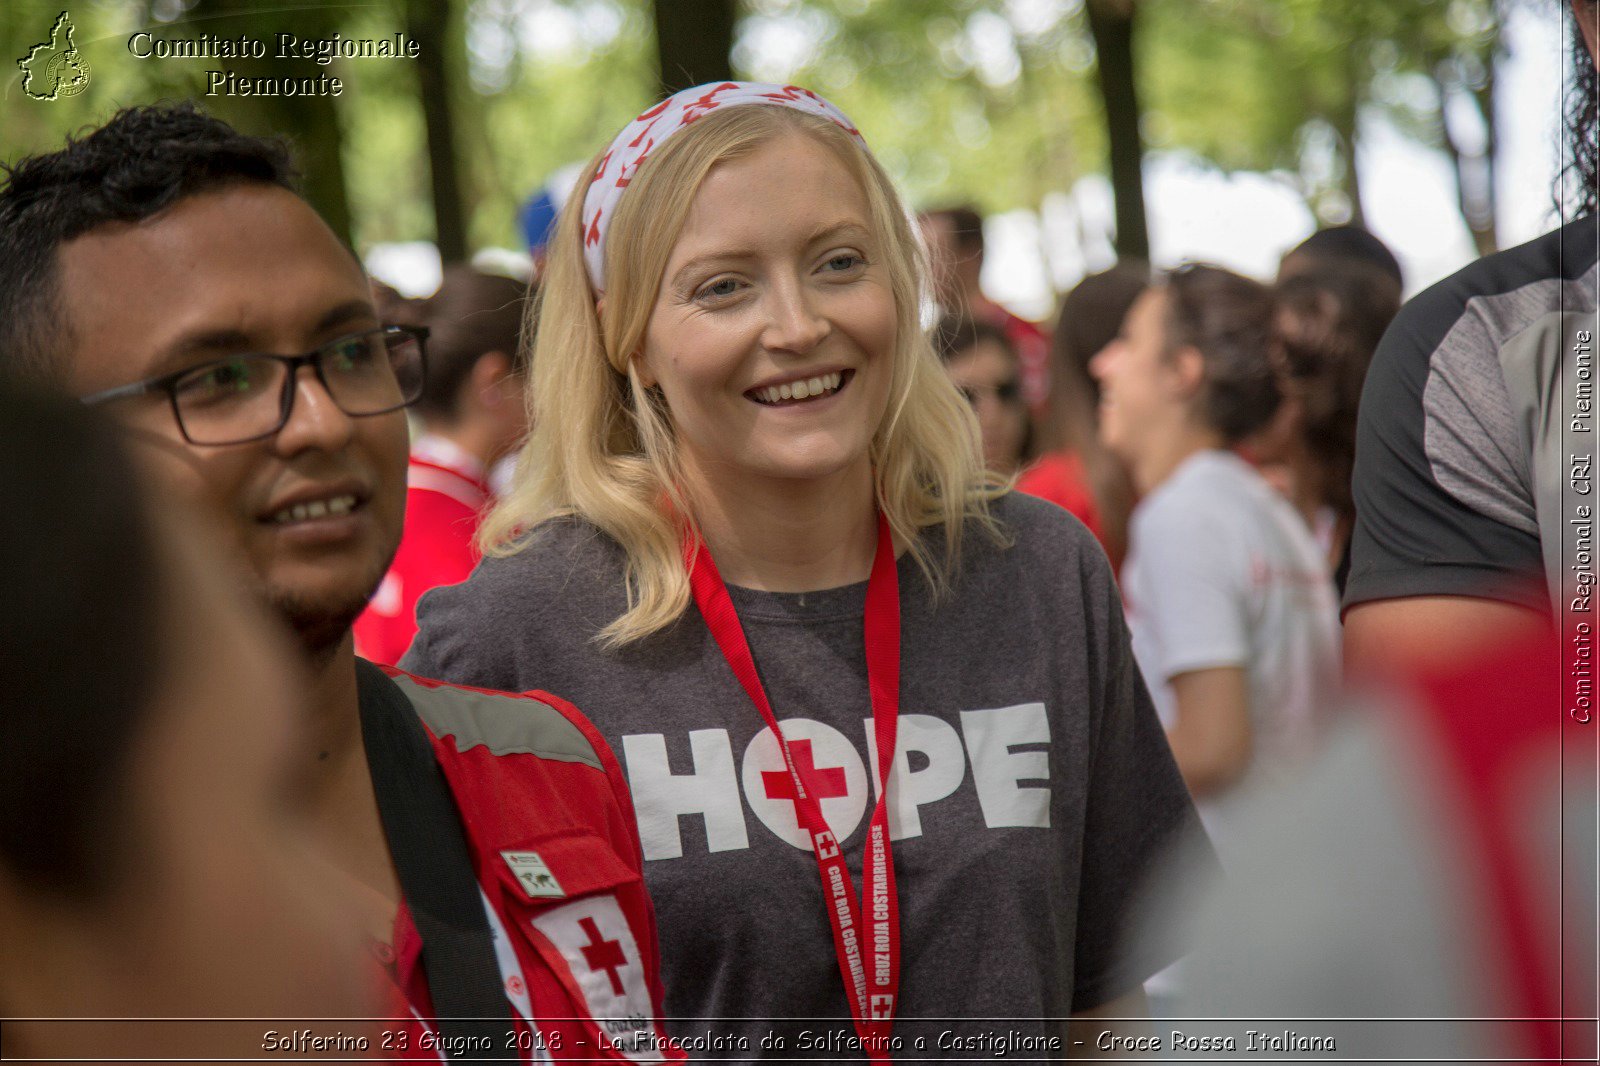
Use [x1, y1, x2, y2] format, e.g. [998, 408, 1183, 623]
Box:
[580, 81, 866, 294]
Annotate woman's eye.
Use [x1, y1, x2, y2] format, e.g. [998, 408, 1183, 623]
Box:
[825, 254, 862, 272]
[697, 278, 741, 300]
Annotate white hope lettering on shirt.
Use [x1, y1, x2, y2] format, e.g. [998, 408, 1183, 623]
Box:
[620, 704, 1050, 861]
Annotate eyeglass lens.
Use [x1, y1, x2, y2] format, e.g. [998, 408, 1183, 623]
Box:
[174, 330, 423, 445]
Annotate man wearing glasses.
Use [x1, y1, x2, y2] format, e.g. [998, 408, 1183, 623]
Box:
[0, 104, 679, 1061]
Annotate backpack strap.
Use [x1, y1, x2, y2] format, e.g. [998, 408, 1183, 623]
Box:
[355, 658, 514, 1053]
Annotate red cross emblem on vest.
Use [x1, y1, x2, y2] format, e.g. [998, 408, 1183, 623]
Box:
[578, 915, 628, 996]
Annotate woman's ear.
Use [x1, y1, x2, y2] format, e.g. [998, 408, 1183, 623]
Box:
[1169, 344, 1207, 398]
[470, 351, 515, 408]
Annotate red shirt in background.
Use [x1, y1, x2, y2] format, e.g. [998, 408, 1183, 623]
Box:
[355, 436, 490, 666]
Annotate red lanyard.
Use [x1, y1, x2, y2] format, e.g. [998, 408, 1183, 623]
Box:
[685, 513, 902, 1061]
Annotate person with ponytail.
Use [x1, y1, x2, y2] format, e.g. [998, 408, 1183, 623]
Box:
[405, 82, 1208, 1053]
[1092, 264, 1341, 860]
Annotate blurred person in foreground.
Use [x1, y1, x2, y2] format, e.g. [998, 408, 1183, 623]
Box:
[1138, 611, 1596, 1062]
[919, 203, 1053, 415]
[1092, 264, 1341, 851]
[0, 103, 677, 1059]
[1344, 0, 1598, 671]
[1030, 263, 1149, 570]
[934, 313, 1107, 548]
[0, 388, 375, 1061]
[355, 265, 533, 665]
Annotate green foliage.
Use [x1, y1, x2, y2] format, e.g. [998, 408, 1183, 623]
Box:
[1140, 0, 1502, 218]
[3, 1, 164, 156]
[747, 0, 1102, 213]
[0, 0, 1510, 256]
[464, 3, 657, 250]
[0, 0, 656, 253]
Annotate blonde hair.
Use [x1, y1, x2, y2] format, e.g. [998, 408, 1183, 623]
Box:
[480, 104, 1004, 646]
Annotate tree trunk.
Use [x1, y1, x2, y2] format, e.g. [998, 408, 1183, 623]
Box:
[1333, 48, 1366, 228]
[408, 0, 468, 263]
[1430, 61, 1499, 257]
[1437, 88, 1497, 255]
[183, 1, 355, 246]
[1472, 64, 1499, 255]
[1085, 0, 1149, 261]
[653, 0, 738, 96]
[207, 94, 353, 249]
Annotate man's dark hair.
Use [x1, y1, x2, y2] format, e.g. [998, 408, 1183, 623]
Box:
[412, 265, 533, 423]
[0, 103, 296, 385]
[926, 204, 985, 255]
[0, 387, 163, 897]
[1563, 3, 1598, 218]
[1282, 225, 1403, 288]
[1163, 263, 1283, 444]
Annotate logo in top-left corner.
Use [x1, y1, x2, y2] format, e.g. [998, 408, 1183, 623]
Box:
[18, 11, 91, 101]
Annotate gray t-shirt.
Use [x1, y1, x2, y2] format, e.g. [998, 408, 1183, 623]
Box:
[404, 493, 1205, 1054]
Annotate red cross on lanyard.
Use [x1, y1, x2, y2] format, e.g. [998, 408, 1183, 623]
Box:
[686, 513, 902, 1062]
[761, 739, 850, 807]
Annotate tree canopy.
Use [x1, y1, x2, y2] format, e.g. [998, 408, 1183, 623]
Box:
[0, 0, 1519, 269]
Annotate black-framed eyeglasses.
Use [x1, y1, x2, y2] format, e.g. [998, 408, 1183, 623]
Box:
[80, 326, 428, 446]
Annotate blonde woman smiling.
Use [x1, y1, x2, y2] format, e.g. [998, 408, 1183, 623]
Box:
[405, 82, 1207, 1055]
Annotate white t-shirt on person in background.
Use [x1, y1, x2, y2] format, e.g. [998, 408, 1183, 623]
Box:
[1121, 448, 1341, 858]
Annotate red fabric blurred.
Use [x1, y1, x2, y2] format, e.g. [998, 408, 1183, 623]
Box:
[354, 438, 490, 666]
[1015, 451, 1104, 549]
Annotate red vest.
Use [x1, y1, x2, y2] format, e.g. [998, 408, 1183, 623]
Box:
[373, 667, 682, 1063]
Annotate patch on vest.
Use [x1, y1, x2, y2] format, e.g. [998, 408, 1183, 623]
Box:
[531, 896, 662, 1062]
[501, 851, 565, 898]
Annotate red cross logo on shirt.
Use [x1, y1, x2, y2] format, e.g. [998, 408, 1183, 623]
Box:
[578, 916, 628, 997]
[762, 739, 849, 814]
